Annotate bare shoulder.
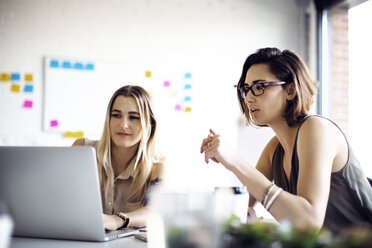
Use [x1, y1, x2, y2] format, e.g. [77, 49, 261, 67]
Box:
[72, 138, 85, 146]
[297, 116, 347, 161]
[299, 116, 338, 138]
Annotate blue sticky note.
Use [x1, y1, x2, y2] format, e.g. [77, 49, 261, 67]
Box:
[86, 63, 95, 70]
[50, 60, 59, 68]
[184, 96, 191, 102]
[184, 84, 192, 90]
[185, 73, 192, 79]
[11, 73, 21, 81]
[74, 62, 83, 70]
[62, 61, 72, 69]
[24, 84, 34, 93]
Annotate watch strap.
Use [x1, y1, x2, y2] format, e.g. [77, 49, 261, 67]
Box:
[115, 212, 130, 228]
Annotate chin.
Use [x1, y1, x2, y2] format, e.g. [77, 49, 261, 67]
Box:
[112, 139, 135, 148]
[251, 118, 268, 127]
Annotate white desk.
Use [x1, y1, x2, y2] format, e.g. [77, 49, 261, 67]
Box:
[10, 236, 147, 248]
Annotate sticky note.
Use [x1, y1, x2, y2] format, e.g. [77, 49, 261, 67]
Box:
[24, 84, 34, 93]
[184, 84, 192, 90]
[50, 120, 59, 127]
[145, 71, 152, 78]
[0, 73, 10, 81]
[62, 61, 72, 69]
[74, 62, 83, 70]
[24, 73, 33, 82]
[63, 131, 84, 138]
[170, 90, 177, 97]
[11, 73, 21, 81]
[185, 73, 192, 79]
[23, 100, 33, 108]
[86, 63, 95, 70]
[163, 81, 170, 87]
[11, 84, 21, 93]
[184, 96, 191, 102]
[175, 104, 182, 111]
[185, 107, 192, 112]
[50, 60, 59, 68]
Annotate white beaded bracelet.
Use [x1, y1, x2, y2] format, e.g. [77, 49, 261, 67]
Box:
[262, 183, 275, 207]
[264, 187, 283, 211]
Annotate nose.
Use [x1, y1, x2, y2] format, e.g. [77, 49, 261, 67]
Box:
[121, 117, 130, 129]
[244, 90, 255, 104]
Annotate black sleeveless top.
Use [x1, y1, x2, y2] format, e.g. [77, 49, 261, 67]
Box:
[272, 115, 372, 233]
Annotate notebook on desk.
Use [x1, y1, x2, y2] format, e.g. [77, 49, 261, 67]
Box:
[0, 146, 139, 241]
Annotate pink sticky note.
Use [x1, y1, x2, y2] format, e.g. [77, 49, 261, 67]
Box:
[23, 100, 33, 108]
[50, 120, 59, 127]
[163, 81, 170, 87]
[175, 104, 182, 111]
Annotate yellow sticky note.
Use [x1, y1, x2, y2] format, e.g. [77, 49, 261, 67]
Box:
[0, 73, 10, 82]
[25, 73, 33, 82]
[170, 90, 177, 98]
[11, 83, 21, 93]
[185, 107, 192, 112]
[63, 131, 84, 138]
[145, 71, 152, 78]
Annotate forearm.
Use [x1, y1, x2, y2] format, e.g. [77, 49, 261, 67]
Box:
[268, 191, 324, 229]
[228, 161, 323, 229]
[126, 206, 149, 228]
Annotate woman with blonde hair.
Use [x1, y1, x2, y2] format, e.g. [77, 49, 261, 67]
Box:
[73, 85, 164, 230]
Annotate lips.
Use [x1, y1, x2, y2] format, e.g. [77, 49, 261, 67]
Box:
[249, 108, 260, 116]
[116, 132, 130, 136]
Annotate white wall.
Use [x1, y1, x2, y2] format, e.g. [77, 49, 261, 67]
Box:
[0, 0, 316, 191]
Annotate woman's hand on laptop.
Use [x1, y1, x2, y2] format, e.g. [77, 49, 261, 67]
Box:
[102, 214, 124, 231]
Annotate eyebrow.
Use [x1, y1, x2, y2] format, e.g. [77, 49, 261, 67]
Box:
[111, 109, 140, 115]
[244, 79, 266, 86]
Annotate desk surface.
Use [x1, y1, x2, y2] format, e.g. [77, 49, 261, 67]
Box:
[11, 236, 147, 248]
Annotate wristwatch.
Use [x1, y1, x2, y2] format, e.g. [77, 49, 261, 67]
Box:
[115, 212, 130, 228]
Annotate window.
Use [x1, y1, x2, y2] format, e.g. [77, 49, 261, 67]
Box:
[318, 0, 372, 177]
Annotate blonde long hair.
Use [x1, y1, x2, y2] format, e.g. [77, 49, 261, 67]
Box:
[96, 85, 159, 203]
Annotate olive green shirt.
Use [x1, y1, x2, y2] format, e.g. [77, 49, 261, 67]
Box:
[272, 116, 372, 233]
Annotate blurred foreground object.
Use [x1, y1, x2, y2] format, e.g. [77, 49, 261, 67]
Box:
[0, 201, 14, 248]
[223, 216, 372, 248]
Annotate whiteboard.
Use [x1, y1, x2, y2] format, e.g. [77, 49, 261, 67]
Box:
[43, 56, 195, 139]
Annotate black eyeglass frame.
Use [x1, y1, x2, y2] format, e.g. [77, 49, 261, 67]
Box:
[238, 81, 287, 98]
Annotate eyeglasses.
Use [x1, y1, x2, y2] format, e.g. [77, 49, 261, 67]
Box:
[238, 81, 287, 98]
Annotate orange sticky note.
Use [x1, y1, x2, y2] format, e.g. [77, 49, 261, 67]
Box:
[0, 73, 10, 82]
[63, 131, 84, 138]
[145, 71, 152, 78]
[25, 73, 33, 82]
[11, 83, 21, 93]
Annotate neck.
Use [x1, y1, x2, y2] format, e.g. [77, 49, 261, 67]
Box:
[269, 118, 299, 155]
[111, 143, 139, 177]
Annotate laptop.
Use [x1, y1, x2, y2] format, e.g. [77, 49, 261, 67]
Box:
[0, 146, 140, 241]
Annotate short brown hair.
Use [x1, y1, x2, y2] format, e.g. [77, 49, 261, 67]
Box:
[237, 47, 317, 127]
